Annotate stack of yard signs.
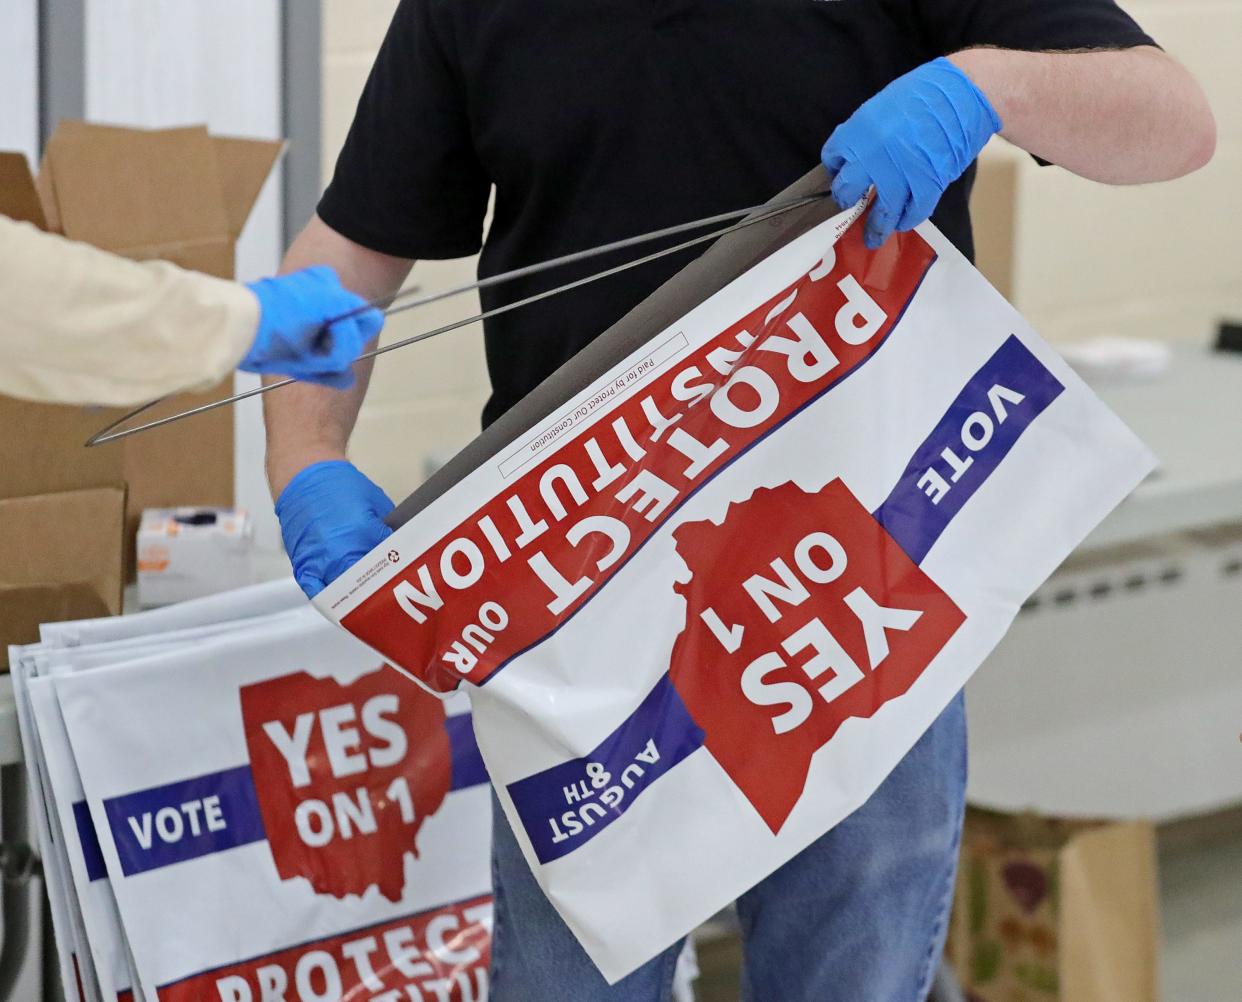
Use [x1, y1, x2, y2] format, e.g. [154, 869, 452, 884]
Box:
[11, 579, 496, 1002]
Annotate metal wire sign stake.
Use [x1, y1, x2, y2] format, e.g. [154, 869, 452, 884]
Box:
[85, 191, 831, 447]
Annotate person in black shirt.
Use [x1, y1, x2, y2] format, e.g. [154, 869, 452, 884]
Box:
[268, 3, 1213, 997]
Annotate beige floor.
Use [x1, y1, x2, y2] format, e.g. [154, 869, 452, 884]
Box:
[1160, 830, 1242, 1001]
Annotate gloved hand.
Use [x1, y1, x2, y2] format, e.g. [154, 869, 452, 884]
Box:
[275, 460, 395, 598]
[242, 265, 383, 388]
[822, 57, 1002, 250]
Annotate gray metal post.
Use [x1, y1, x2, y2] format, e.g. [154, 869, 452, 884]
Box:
[38, 0, 86, 148]
[281, 0, 322, 246]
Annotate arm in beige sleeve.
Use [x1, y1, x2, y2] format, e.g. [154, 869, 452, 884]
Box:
[0, 216, 260, 406]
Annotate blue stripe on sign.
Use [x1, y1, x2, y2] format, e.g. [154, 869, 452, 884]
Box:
[507, 674, 705, 864]
[73, 801, 108, 883]
[446, 713, 488, 790]
[874, 335, 1065, 564]
[103, 765, 267, 877]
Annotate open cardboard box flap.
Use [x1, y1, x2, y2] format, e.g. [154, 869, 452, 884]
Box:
[43, 122, 231, 254]
[212, 135, 286, 240]
[0, 152, 47, 229]
[33, 121, 284, 272]
[0, 121, 283, 574]
[0, 121, 284, 260]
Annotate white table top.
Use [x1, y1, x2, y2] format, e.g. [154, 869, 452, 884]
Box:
[1082, 340, 1242, 549]
[965, 340, 1242, 821]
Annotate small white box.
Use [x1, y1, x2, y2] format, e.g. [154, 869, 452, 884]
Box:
[136, 507, 254, 608]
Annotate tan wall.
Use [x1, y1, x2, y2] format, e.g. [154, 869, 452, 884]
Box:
[973, 0, 1242, 345]
[322, 0, 490, 503]
[320, 0, 1242, 500]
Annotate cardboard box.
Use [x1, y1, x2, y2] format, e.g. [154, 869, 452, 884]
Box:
[970, 152, 1019, 304]
[137, 507, 254, 607]
[0, 488, 126, 669]
[946, 808, 1160, 1002]
[0, 121, 283, 570]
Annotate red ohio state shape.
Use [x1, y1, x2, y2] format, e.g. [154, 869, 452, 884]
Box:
[240, 667, 452, 902]
[668, 479, 965, 833]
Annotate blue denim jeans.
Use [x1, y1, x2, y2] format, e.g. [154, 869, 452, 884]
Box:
[489, 692, 967, 1002]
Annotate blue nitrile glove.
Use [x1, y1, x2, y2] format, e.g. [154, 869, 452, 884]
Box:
[242, 265, 384, 388]
[276, 460, 395, 598]
[822, 57, 1002, 250]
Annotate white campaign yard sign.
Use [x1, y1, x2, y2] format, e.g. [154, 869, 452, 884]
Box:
[319, 208, 1154, 982]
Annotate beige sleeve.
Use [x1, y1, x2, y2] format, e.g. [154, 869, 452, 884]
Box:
[0, 217, 259, 406]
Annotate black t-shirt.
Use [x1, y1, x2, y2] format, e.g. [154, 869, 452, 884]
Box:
[319, 0, 1154, 427]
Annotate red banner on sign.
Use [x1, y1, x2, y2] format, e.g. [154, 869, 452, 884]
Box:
[343, 226, 937, 693]
[160, 896, 491, 1002]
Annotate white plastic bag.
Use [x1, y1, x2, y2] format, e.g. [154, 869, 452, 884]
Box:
[317, 208, 1155, 981]
[38, 577, 304, 648]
